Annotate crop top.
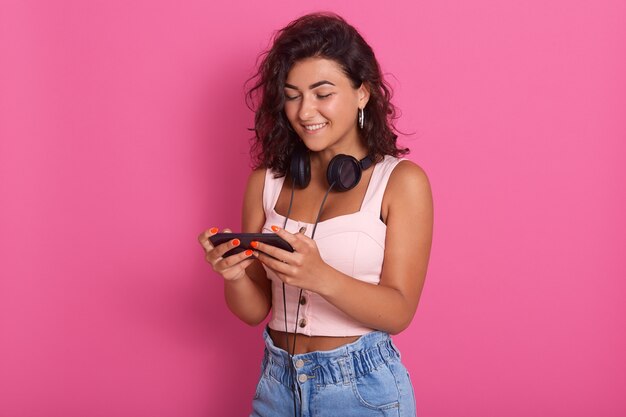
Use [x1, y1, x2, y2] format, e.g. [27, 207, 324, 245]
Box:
[261, 155, 405, 337]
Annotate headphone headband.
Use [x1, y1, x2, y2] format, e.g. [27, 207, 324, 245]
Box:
[359, 155, 374, 170]
[290, 143, 373, 192]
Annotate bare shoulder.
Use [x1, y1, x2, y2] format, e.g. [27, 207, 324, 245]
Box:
[389, 159, 430, 186]
[242, 167, 267, 233]
[246, 166, 266, 191]
[383, 159, 432, 210]
[243, 167, 267, 206]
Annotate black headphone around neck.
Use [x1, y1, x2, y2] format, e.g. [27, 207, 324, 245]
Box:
[289, 143, 374, 192]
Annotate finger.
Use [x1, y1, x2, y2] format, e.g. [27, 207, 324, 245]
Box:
[198, 227, 220, 251]
[254, 251, 293, 275]
[218, 248, 256, 271]
[207, 237, 242, 264]
[218, 256, 256, 281]
[251, 239, 295, 262]
[269, 225, 304, 252]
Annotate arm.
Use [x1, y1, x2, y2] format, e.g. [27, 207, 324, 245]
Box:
[198, 168, 272, 326]
[222, 167, 272, 325]
[255, 161, 433, 334]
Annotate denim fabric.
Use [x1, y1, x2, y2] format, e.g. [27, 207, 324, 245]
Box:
[250, 328, 416, 417]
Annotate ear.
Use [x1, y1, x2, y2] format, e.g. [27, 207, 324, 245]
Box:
[357, 82, 371, 108]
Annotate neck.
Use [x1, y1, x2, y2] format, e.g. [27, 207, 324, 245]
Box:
[310, 142, 369, 170]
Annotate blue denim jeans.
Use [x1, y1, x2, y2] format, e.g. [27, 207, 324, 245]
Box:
[250, 327, 416, 417]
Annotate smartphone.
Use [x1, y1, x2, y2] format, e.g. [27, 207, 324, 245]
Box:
[208, 232, 294, 258]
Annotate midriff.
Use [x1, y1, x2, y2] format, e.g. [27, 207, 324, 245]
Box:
[269, 328, 361, 354]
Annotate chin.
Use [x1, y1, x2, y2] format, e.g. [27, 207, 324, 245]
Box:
[300, 140, 329, 153]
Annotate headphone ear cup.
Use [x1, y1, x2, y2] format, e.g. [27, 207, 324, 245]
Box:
[327, 154, 362, 192]
[290, 144, 311, 188]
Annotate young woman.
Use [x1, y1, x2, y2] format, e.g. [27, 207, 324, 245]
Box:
[198, 12, 433, 417]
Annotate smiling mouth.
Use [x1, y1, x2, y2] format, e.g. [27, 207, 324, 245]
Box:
[303, 122, 328, 132]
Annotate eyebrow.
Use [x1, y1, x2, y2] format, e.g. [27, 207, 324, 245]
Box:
[284, 80, 336, 90]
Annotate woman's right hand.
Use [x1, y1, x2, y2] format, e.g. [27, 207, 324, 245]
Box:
[198, 228, 256, 281]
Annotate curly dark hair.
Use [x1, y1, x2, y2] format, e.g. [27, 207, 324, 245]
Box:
[246, 12, 408, 176]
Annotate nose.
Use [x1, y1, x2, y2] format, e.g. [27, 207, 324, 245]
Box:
[297, 95, 316, 121]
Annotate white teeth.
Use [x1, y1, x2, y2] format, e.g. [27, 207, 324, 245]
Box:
[304, 122, 327, 131]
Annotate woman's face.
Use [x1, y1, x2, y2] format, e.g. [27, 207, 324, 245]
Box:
[283, 57, 369, 155]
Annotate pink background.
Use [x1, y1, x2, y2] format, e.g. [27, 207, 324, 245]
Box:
[1, 1, 625, 416]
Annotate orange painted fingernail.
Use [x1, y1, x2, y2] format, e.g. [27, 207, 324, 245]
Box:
[232, 239, 240, 246]
[250, 241, 259, 248]
[209, 227, 218, 234]
[271, 225, 279, 232]
[245, 249, 253, 256]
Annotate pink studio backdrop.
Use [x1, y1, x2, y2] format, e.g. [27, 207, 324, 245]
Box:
[1, 1, 625, 416]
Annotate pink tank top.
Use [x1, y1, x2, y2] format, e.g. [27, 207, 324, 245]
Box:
[262, 155, 404, 336]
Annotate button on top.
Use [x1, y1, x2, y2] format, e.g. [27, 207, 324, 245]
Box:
[299, 296, 307, 305]
[299, 318, 307, 328]
[295, 359, 305, 368]
[298, 374, 308, 383]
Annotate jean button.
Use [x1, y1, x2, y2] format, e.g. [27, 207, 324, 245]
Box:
[298, 374, 308, 383]
[295, 359, 305, 368]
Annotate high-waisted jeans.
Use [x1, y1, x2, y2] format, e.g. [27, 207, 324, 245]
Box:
[250, 327, 416, 417]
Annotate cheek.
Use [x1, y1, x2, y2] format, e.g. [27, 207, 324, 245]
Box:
[318, 100, 343, 119]
[322, 100, 354, 124]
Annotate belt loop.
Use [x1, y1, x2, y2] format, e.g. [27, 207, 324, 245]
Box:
[388, 337, 401, 359]
[378, 339, 390, 361]
[338, 358, 351, 385]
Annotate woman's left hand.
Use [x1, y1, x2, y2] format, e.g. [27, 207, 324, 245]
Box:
[251, 226, 331, 293]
